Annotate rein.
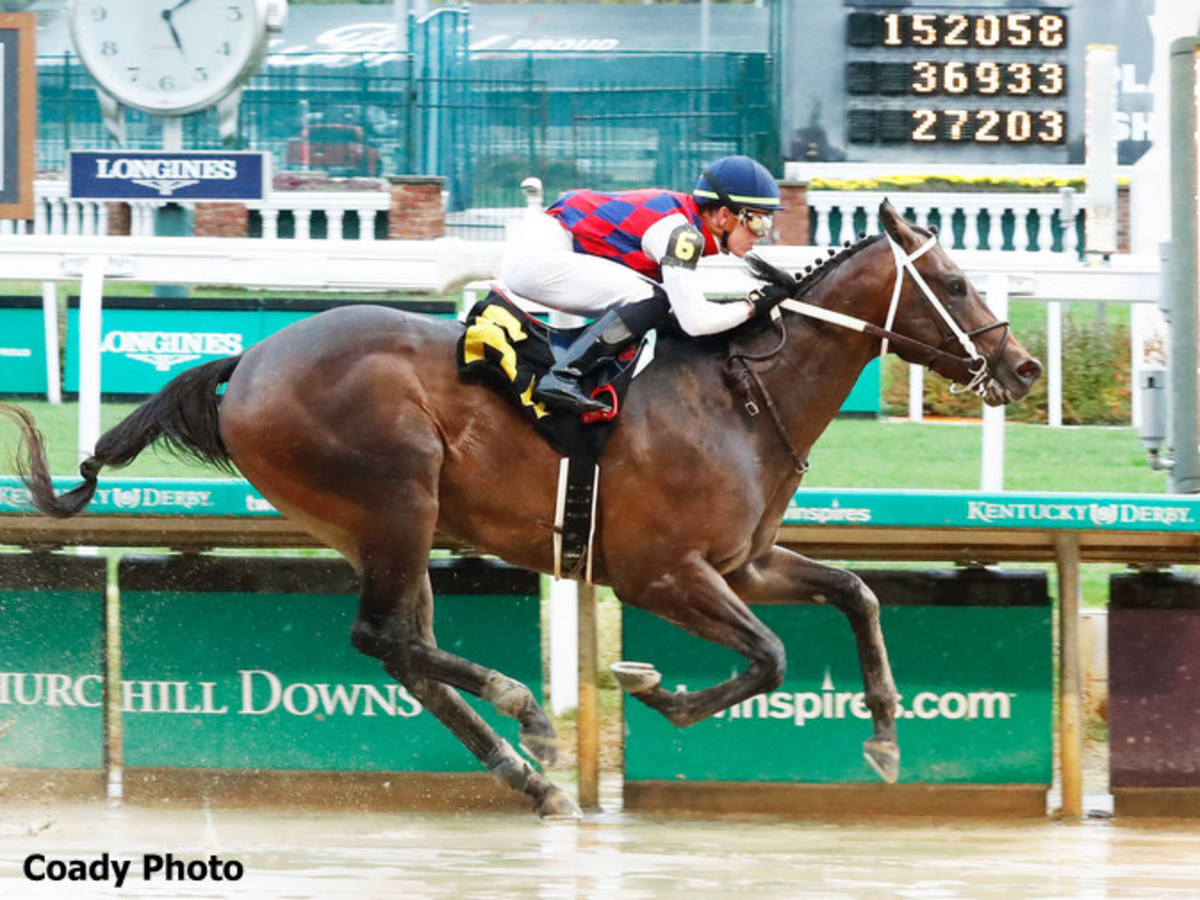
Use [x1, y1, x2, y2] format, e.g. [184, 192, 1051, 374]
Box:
[778, 232, 1002, 396]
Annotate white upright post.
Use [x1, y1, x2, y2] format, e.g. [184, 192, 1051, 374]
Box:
[980, 274, 1009, 491]
[1047, 300, 1064, 428]
[907, 364, 923, 422]
[42, 282, 62, 405]
[549, 577, 580, 716]
[1085, 45, 1119, 258]
[161, 115, 183, 152]
[545, 292, 585, 714]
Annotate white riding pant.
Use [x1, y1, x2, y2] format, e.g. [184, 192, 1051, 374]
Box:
[498, 214, 659, 320]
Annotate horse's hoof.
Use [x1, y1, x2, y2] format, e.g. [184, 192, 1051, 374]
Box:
[611, 661, 662, 695]
[535, 786, 582, 820]
[520, 732, 559, 767]
[863, 739, 900, 784]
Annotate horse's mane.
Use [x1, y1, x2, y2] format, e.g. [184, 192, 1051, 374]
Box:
[791, 231, 886, 299]
[744, 230, 886, 307]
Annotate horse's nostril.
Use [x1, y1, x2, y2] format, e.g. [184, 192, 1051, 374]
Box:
[1017, 358, 1043, 384]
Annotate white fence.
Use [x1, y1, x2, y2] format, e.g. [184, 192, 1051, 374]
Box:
[3, 177, 1090, 258]
[0, 234, 1160, 453]
[786, 161, 1109, 256]
[247, 191, 392, 240]
[806, 189, 1083, 256]
[444, 193, 1084, 252]
[0, 179, 394, 240]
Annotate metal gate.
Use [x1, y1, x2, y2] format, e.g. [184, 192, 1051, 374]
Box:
[408, 6, 472, 211]
[34, 9, 777, 214]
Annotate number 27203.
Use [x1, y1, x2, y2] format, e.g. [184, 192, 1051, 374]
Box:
[911, 108, 1065, 144]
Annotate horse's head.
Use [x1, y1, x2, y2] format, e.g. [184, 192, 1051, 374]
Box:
[745, 201, 1041, 406]
[877, 199, 1042, 406]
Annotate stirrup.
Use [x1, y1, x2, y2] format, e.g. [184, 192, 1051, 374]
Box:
[533, 374, 610, 414]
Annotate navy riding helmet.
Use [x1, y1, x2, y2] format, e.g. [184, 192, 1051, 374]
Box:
[693, 155, 784, 212]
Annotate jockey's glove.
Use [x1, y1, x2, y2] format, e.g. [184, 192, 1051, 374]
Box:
[749, 283, 792, 318]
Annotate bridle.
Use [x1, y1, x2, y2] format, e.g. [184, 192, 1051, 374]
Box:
[776, 232, 1010, 397]
[728, 229, 1010, 476]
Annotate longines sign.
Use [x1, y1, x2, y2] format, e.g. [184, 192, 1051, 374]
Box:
[69, 150, 268, 201]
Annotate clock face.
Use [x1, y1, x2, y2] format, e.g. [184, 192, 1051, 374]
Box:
[69, 0, 271, 115]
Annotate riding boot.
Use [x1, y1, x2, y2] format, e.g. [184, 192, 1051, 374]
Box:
[534, 309, 636, 414]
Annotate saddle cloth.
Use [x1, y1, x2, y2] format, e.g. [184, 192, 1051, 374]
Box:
[456, 289, 651, 580]
[457, 289, 648, 457]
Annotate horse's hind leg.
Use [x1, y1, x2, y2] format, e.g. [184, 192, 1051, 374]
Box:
[353, 563, 557, 764]
[351, 551, 576, 817]
[395, 657, 577, 818]
[384, 631, 557, 765]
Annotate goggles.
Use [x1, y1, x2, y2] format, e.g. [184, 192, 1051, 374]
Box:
[738, 208, 773, 238]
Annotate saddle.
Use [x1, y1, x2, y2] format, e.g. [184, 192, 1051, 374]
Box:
[456, 289, 652, 580]
[457, 289, 649, 453]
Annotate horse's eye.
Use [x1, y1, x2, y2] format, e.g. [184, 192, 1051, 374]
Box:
[948, 279, 967, 296]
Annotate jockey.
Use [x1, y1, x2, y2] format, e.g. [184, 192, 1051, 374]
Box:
[499, 154, 788, 415]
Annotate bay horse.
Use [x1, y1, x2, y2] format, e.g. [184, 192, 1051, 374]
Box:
[2, 200, 1040, 817]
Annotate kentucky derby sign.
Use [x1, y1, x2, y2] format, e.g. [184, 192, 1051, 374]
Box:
[69, 150, 268, 202]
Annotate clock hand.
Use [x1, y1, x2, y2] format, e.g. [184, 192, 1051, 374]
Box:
[161, 0, 198, 55]
[161, 9, 185, 54]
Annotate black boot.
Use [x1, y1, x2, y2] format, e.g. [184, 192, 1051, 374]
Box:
[534, 310, 636, 414]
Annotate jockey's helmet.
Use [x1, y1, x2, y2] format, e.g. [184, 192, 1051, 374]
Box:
[693, 156, 784, 213]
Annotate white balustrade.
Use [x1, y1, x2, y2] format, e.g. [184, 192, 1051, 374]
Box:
[247, 190, 391, 241]
[15, 180, 113, 236]
[12, 180, 392, 241]
[804, 190, 1086, 255]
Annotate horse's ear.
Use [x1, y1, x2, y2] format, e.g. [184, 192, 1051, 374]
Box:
[879, 198, 916, 247]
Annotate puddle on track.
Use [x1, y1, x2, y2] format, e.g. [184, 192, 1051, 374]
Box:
[3, 800, 1200, 899]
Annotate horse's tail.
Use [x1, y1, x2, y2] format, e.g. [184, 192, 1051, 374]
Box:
[1, 355, 242, 519]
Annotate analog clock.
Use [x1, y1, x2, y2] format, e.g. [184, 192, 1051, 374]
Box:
[68, 0, 287, 116]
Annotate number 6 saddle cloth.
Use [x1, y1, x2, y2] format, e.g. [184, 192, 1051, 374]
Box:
[456, 288, 653, 580]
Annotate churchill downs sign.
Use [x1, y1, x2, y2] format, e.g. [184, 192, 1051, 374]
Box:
[0, 557, 540, 774]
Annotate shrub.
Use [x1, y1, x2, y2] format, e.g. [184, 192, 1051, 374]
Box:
[807, 175, 1126, 193]
[881, 316, 1131, 425]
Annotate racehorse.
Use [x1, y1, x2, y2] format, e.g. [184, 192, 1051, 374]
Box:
[2, 201, 1040, 817]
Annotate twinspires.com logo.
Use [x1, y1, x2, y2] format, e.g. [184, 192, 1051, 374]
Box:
[709, 669, 1014, 727]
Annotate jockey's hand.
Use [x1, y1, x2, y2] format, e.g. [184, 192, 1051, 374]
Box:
[749, 283, 792, 318]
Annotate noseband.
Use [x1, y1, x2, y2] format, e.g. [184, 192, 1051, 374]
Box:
[777, 232, 1007, 396]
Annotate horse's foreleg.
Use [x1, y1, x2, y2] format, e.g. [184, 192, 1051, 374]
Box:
[613, 555, 786, 728]
[726, 546, 900, 783]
